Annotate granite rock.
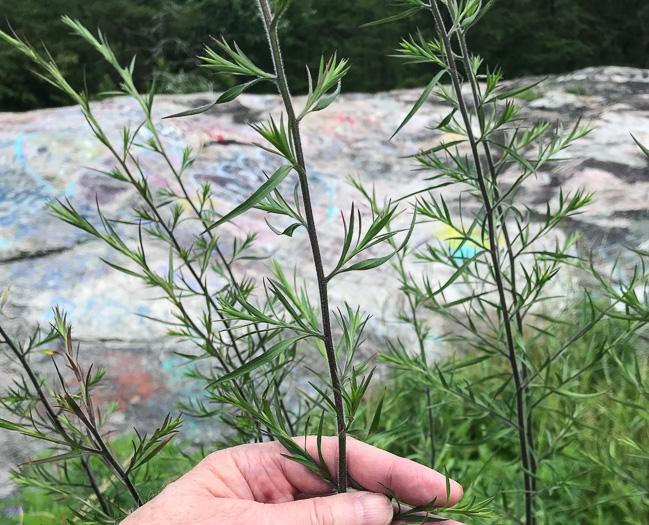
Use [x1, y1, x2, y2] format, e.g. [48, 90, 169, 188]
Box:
[0, 66, 648, 501]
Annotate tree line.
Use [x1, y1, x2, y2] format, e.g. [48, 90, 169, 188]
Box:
[1, 0, 648, 111]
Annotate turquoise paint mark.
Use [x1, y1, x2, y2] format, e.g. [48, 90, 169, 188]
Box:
[455, 244, 480, 259]
[0, 239, 10, 247]
[13, 134, 76, 197]
[14, 134, 33, 167]
[162, 357, 187, 383]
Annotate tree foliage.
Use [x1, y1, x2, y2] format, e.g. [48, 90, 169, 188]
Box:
[2, 0, 647, 111]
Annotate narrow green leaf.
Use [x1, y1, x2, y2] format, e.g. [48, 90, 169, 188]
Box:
[163, 101, 218, 119]
[492, 78, 545, 101]
[130, 433, 178, 472]
[210, 335, 306, 387]
[410, 139, 466, 158]
[486, 139, 536, 173]
[164, 80, 260, 119]
[434, 108, 457, 130]
[338, 207, 417, 275]
[204, 165, 293, 233]
[631, 133, 649, 158]
[216, 80, 260, 104]
[312, 81, 342, 113]
[392, 70, 446, 140]
[21, 451, 89, 466]
[368, 387, 386, 436]
[426, 252, 483, 298]
[361, 7, 423, 27]
[265, 219, 304, 237]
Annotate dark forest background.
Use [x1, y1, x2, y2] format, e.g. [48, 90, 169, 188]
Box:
[1, 0, 648, 111]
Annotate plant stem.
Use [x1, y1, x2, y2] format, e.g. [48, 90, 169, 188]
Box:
[456, 30, 539, 505]
[148, 122, 295, 436]
[0, 324, 112, 513]
[85, 113, 264, 442]
[408, 287, 435, 467]
[79, 458, 110, 514]
[142, 118, 249, 369]
[257, 0, 347, 492]
[75, 407, 143, 506]
[426, 2, 533, 522]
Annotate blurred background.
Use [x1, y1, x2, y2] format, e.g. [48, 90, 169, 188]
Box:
[1, 0, 648, 111]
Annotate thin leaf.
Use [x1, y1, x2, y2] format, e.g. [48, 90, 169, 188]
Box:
[204, 165, 293, 233]
[631, 133, 649, 158]
[492, 78, 545, 101]
[164, 80, 260, 119]
[338, 207, 417, 275]
[392, 70, 446, 140]
[21, 451, 89, 466]
[361, 7, 423, 28]
[265, 219, 304, 237]
[209, 335, 306, 387]
[368, 387, 386, 436]
[312, 81, 342, 113]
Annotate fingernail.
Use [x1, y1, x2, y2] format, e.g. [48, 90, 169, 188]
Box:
[355, 493, 392, 525]
[449, 479, 463, 505]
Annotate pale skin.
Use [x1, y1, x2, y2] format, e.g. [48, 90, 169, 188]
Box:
[122, 436, 466, 525]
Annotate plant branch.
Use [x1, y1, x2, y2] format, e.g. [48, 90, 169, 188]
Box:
[456, 30, 538, 501]
[426, 2, 533, 521]
[0, 324, 112, 513]
[257, 0, 347, 492]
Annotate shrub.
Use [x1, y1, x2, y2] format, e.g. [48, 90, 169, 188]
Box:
[1, 2, 648, 524]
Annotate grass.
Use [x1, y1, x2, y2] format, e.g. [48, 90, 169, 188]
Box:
[563, 84, 589, 96]
[370, 298, 649, 524]
[5, 298, 646, 524]
[1, 438, 206, 524]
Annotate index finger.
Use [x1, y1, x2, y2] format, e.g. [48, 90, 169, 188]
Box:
[283, 436, 463, 508]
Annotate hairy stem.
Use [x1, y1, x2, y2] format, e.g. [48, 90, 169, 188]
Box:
[257, 0, 347, 492]
[426, 2, 533, 521]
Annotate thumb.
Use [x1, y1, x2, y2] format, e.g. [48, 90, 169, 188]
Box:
[262, 492, 393, 525]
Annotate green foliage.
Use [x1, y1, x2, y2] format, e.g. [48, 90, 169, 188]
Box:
[1, 437, 204, 525]
[354, 2, 649, 523]
[370, 302, 649, 524]
[4, 0, 647, 111]
[1, 2, 649, 525]
[0, 303, 183, 521]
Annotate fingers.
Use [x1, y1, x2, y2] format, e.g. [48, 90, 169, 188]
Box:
[260, 491, 393, 525]
[281, 437, 463, 508]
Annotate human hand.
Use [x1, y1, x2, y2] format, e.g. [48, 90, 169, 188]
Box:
[121, 436, 464, 525]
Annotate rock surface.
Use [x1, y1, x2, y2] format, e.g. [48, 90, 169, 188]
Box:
[1, 66, 648, 503]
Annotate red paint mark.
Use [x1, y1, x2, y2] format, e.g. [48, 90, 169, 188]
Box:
[111, 370, 161, 410]
[336, 113, 356, 126]
[91, 367, 166, 412]
[217, 135, 226, 144]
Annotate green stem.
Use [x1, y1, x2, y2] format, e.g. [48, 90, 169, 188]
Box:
[0, 324, 113, 513]
[408, 288, 435, 467]
[257, 0, 347, 492]
[86, 113, 264, 443]
[426, 2, 533, 522]
[456, 30, 538, 505]
[147, 115, 295, 437]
